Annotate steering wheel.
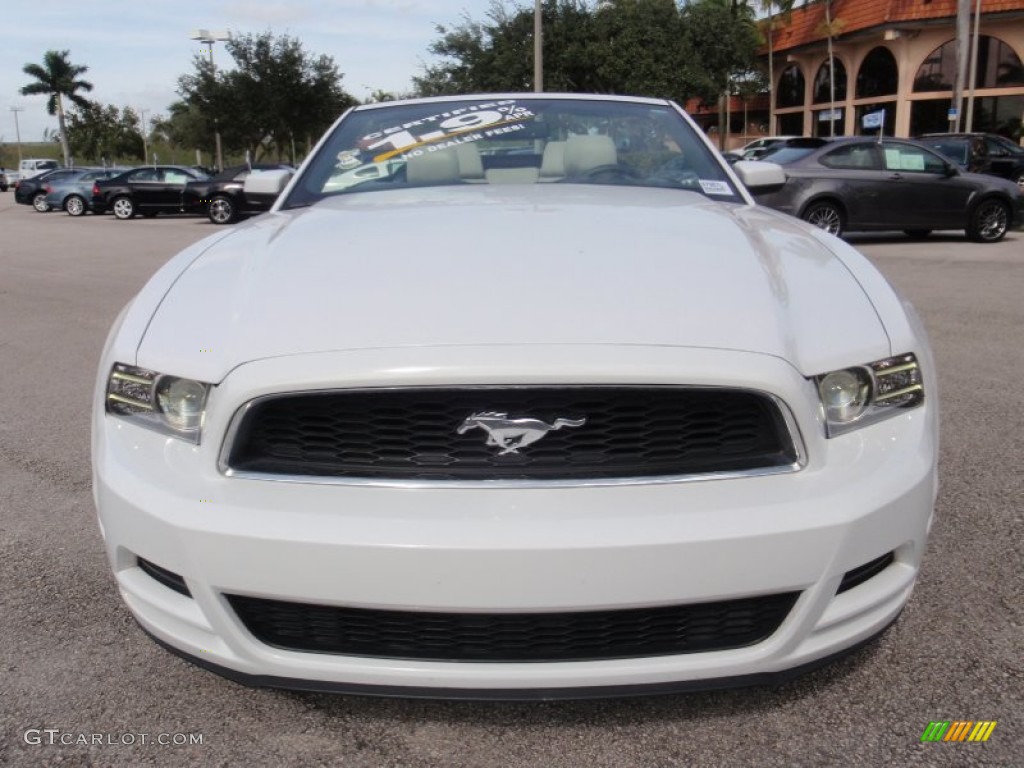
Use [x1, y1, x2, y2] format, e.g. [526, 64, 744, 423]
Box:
[573, 164, 645, 184]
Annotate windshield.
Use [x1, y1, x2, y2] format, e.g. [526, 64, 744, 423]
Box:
[758, 147, 818, 165]
[282, 97, 743, 208]
[924, 140, 970, 165]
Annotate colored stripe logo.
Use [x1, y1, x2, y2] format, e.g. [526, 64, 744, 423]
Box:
[921, 721, 997, 742]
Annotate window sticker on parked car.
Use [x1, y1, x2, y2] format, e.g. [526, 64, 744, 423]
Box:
[359, 101, 536, 162]
[698, 179, 732, 196]
[884, 149, 925, 171]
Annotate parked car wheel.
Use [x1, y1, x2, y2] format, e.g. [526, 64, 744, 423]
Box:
[801, 200, 844, 237]
[112, 196, 135, 220]
[1014, 170, 1024, 192]
[208, 195, 237, 225]
[966, 198, 1010, 243]
[32, 192, 51, 213]
[65, 195, 86, 217]
[904, 230, 932, 239]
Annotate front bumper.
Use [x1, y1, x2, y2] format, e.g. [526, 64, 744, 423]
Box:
[93, 345, 937, 698]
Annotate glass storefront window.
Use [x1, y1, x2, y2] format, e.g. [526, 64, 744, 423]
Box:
[777, 64, 806, 109]
[813, 57, 848, 104]
[910, 98, 953, 135]
[855, 101, 897, 135]
[813, 108, 845, 137]
[776, 111, 805, 136]
[857, 47, 899, 98]
[914, 36, 1024, 92]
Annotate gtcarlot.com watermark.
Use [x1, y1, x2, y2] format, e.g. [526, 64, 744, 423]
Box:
[24, 728, 203, 747]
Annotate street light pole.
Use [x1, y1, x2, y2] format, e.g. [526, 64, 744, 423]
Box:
[10, 106, 24, 164]
[138, 108, 150, 165]
[190, 28, 230, 171]
[965, 0, 983, 132]
[534, 0, 543, 92]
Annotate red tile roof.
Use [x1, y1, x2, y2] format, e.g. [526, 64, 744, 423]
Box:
[769, 0, 1024, 54]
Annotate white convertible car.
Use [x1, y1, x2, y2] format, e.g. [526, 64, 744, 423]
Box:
[93, 94, 937, 699]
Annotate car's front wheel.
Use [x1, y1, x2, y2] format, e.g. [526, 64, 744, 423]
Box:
[966, 198, 1010, 243]
[208, 195, 237, 225]
[112, 196, 135, 220]
[65, 195, 86, 217]
[32, 192, 50, 213]
[1013, 170, 1024, 193]
[802, 201, 845, 237]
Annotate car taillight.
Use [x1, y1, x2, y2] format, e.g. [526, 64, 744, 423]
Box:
[92, 183, 101, 195]
[43, 184, 52, 194]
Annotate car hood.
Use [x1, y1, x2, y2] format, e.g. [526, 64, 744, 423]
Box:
[137, 185, 891, 382]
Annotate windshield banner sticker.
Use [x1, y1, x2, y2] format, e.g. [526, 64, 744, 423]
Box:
[698, 179, 732, 196]
[359, 101, 535, 162]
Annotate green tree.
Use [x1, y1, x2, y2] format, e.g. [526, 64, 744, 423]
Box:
[66, 101, 144, 164]
[151, 102, 214, 161]
[759, 0, 797, 132]
[414, 0, 695, 101]
[20, 50, 94, 166]
[591, 0, 691, 100]
[175, 32, 357, 163]
[681, 0, 762, 148]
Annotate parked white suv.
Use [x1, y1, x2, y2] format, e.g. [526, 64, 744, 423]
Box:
[19, 158, 60, 180]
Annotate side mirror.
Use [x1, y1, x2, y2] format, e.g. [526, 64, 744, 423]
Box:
[244, 169, 293, 196]
[733, 160, 787, 192]
[944, 163, 959, 178]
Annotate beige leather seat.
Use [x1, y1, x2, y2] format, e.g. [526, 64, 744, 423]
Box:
[454, 143, 485, 180]
[563, 135, 617, 176]
[406, 149, 461, 185]
[539, 141, 566, 179]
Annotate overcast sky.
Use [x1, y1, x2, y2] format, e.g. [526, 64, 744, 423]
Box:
[1, 0, 486, 143]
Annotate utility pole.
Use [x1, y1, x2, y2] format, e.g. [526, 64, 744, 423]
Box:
[953, 0, 971, 132]
[10, 106, 24, 164]
[138, 108, 150, 165]
[965, 0, 983, 132]
[534, 0, 543, 92]
[190, 29, 230, 171]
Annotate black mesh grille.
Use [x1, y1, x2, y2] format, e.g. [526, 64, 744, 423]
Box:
[225, 387, 797, 481]
[227, 593, 799, 662]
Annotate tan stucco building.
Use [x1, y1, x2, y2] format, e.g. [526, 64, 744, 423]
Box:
[690, 0, 1024, 145]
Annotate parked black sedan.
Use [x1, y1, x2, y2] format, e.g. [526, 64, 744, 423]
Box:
[752, 137, 1022, 242]
[92, 165, 209, 219]
[182, 164, 293, 224]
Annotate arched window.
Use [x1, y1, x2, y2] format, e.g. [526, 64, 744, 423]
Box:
[915, 36, 1024, 91]
[856, 47, 899, 98]
[776, 64, 805, 109]
[977, 36, 1024, 88]
[813, 57, 847, 104]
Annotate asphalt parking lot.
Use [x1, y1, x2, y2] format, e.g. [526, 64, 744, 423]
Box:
[1, 197, 1021, 767]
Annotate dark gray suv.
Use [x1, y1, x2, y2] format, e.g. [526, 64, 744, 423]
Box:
[920, 133, 1024, 191]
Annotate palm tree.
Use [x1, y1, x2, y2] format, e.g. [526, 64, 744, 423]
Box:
[20, 50, 94, 166]
[760, 0, 796, 134]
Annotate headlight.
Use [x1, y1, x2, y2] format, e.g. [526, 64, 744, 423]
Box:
[815, 353, 924, 437]
[105, 363, 211, 443]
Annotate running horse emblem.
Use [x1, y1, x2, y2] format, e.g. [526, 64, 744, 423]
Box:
[457, 411, 587, 455]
